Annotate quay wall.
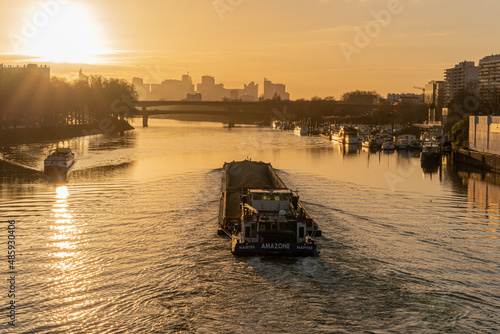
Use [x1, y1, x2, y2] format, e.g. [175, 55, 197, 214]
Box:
[0, 119, 134, 147]
[453, 148, 500, 173]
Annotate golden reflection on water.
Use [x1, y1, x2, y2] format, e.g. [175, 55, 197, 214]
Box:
[50, 186, 77, 259]
[48, 186, 82, 285]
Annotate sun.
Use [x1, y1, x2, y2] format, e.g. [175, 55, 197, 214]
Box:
[23, 2, 107, 63]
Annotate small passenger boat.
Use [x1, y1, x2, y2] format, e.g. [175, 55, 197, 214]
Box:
[44, 148, 75, 174]
[219, 160, 320, 256]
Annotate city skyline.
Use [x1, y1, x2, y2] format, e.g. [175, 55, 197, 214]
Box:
[0, 0, 499, 99]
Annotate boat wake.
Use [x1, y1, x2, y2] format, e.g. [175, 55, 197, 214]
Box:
[0, 155, 42, 173]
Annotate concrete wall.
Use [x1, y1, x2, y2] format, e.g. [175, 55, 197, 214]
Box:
[469, 115, 500, 155]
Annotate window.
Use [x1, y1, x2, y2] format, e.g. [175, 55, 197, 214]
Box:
[298, 227, 305, 239]
[245, 226, 251, 237]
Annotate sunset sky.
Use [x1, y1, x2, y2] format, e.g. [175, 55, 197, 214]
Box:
[0, 0, 499, 99]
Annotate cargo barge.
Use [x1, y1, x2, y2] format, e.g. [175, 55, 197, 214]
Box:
[218, 160, 321, 256]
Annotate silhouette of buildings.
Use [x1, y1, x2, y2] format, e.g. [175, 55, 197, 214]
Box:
[263, 78, 290, 101]
[0, 63, 50, 86]
[386, 93, 423, 104]
[133, 74, 195, 101]
[133, 74, 261, 101]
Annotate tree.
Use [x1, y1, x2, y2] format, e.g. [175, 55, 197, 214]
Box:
[451, 116, 469, 148]
[341, 90, 379, 104]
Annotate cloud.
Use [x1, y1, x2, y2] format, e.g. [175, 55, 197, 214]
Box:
[305, 25, 356, 34]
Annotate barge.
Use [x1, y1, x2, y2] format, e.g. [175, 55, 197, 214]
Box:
[218, 160, 321, 256]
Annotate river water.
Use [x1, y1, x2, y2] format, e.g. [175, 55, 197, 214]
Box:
[0, 119, 499, 333]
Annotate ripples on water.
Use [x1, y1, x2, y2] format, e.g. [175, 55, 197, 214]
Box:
[0, 119, 499, 333]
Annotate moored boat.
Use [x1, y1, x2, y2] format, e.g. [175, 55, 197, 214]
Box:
[421, 142, 441, 166]
[219, 160, 320, 256]
[334, 126, 359, 144]
[44, 148, 75, 174]
[362, 137, 380, 150]
[381, 139, 395, 151]
[294, 125, 308, 136]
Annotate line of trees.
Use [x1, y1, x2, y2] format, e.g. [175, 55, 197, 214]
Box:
[0, 73, 136, 129]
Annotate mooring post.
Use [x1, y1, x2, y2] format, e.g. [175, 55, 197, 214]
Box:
[142, 107, 148, 127]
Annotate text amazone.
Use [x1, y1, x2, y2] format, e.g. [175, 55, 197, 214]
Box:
[261, 243, 290, 250]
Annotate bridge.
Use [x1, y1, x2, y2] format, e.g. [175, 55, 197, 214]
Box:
[130, 100, 377, 127]
[131, 100, 292, 127]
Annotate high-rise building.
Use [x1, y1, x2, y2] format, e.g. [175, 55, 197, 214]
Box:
[243, 81, 258, 101]
[263, 78, 290, 101]
[197, 75, 217, 101]
[132, 77, 151, 100]
[478, 54, 500, 100]
[444, 61, 478, 105]
[424, 80, 446, 109]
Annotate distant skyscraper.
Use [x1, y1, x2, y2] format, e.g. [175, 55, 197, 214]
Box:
[79, 68, 89, 85]
[243, 81, 259, 101]
[478, 54, 500, 100]
[444, 61, 478, 105]
[197, 75, 216, 101]
[263, 78, 290, 100]
[132, 77, 151, 100]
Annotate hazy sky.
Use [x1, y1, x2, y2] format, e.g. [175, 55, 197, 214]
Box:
[0, 0, 499, 99]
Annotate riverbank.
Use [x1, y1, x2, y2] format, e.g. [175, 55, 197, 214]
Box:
[452, 148, 500, 173]
[0, 119, 134, 147]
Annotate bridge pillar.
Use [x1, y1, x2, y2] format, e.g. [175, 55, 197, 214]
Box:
[228, 115, 235, 128]
[142, 107, 148, 127]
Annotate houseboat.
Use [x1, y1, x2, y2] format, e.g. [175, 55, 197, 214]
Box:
[294, 125, 309, 136]
[333, 126, 359, 144]
[218, 160, 320, 256]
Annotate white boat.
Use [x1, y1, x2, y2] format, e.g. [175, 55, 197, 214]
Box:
[381, 139, 395, 151]
[272, 120, 282, 130]
[344, 127, 359, 145]
[396, 135, 416, 150]
[44, 148, 75, 174]
[294, 125, 308, 136]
